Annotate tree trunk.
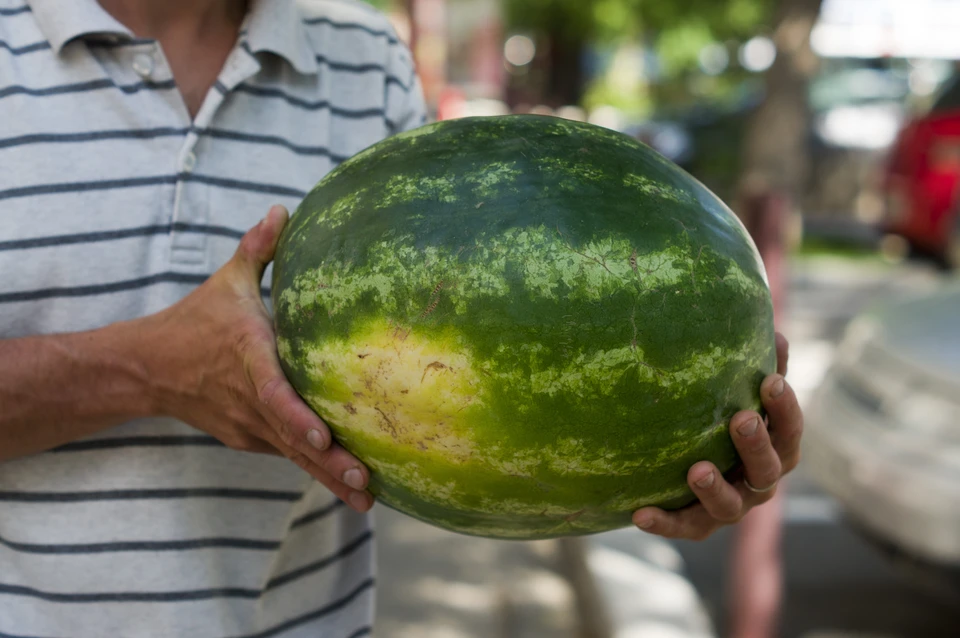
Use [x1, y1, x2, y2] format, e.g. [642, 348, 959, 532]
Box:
[736, 0, 822, 309]
[545, 33, 585, 107]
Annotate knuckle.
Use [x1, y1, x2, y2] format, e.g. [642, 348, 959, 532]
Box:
[772, 428, 803, 461]
[233, 320, 274, 366]
[256, 375, 285, 407]
[690, 527, 715, 542]
[649, 524, 673, 539]
[233, 437, 261, 453]
[222, 431, 258, 452]
[751, 459, 782, 487]
[226, 381, 248, 406]
[638, 517, 666, 536]
[743, 433, 773, 455]
[232, 322, 261, 358]
[766, 458, 784, 482]
[718, 505, 744, 524]
[272, 415, 297, 448]
[782, 450, 801, 474]
[710, 496, 743, 524]
[285, 449, 312, 472]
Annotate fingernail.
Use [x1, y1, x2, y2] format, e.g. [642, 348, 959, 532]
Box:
[769, 376, 785, 398]
[306, 429, 327, 450]
[737, 416, 760, 437]
[343, 468, 365, 490]
[695, 471, 715, 489]
[349, 491, 371, 512]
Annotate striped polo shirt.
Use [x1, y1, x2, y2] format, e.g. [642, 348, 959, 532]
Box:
[0, 0, 425, 636]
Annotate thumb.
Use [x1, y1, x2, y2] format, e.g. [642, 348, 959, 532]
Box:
[233, 205, 290, 282]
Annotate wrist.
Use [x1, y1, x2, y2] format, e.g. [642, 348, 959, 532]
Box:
[129, 298, 219, 422]
[86, 316, 164, 421]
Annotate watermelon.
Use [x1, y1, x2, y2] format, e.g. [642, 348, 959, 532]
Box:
[271, 115, 775, 540]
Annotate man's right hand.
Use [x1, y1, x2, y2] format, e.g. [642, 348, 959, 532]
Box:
[141, 205, 373, 512]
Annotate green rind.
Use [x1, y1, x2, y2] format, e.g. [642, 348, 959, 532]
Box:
[272, 115, 776, 540]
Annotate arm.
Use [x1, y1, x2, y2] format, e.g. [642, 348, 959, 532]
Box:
[0, 319, 156, 461]
[633, 333, 802, 539]
[0, 206, 372, 512]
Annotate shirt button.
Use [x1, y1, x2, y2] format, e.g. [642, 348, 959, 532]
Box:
[132, 53, 154, 78]
[182, 151, 197, 172]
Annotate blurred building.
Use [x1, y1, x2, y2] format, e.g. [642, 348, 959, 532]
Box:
[812, 0, 960, 60]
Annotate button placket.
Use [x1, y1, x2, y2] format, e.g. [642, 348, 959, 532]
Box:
[167, 41, 261, 267]
[182, 151, 197, 173]
[169, 132, 207, 265]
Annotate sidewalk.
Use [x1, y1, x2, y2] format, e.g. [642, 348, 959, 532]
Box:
[374, 504, 715, 638]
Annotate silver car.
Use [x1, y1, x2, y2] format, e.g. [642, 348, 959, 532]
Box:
[802, 282, 960, 590]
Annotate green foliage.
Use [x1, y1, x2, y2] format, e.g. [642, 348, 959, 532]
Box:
[581, 70, 652, 115]
[504, 0, 774, 38]
[654, 18, 713, 76]
[503, 0, 776, 69]
[504, 0, 603, 43]
[502, 0, 779, 113]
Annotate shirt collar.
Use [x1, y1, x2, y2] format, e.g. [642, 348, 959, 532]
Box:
[29, 0, 320, 75]
[241, 0, 319, 75]
[29, 0, 132, 53]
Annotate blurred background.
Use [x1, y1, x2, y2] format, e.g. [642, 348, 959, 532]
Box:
[358, 0, 960, 636]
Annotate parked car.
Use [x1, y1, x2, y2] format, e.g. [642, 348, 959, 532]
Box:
[882, 75, 960, 269]
[802, 283, 960, 599]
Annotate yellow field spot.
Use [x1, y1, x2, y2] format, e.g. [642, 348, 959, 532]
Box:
[295, 318, 483, 461]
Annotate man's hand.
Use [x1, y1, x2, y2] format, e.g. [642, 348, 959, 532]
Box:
[142, 205, 372, 512]
[632, 333, 802, 540]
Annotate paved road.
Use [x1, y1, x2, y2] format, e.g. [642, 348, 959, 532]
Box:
[674, 255, 960, 638]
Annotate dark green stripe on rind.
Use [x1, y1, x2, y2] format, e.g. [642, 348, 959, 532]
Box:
[273, 115, 775, 540]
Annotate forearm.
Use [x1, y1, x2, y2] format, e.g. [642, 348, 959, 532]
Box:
[0, 319, 157, 461]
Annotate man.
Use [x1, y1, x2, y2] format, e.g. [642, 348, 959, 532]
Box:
[0, 0, 803, 635]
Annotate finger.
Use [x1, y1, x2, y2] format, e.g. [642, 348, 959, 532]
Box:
[240, 437, 285, 457]
[730, 410, 782, 498]
[760, 373, 803, 473]
[245, 342, 371, 490]
[256, 370, 371, 488]
[257, 425, 373, 513]
[775, 332, 789, 376]
[632, 504, 721, 541]
[686, 461, 745, 522]
[232, 205, 290, 283]
[216, 422, 286, 457]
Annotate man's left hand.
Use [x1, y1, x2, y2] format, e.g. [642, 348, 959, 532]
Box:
[632, 332, 802, 540]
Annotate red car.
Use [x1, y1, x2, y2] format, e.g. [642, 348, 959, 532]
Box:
[883, 76, 960, 269]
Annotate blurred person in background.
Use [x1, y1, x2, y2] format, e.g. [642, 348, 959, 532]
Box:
[727, 180, 792, 638]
